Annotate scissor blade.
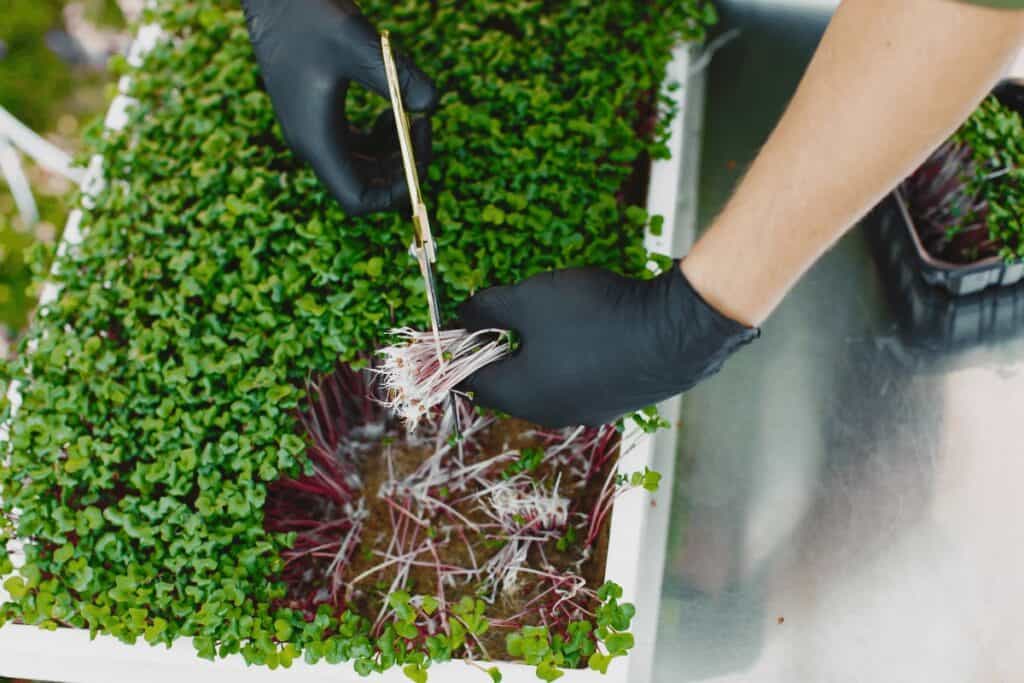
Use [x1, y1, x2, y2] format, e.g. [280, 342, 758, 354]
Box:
[417, 246, 444, 354]
[417, 249, 464, 444]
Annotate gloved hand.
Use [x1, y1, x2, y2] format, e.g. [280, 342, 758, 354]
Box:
[242, 0, 438, 216]
[458, 262, 760, 428]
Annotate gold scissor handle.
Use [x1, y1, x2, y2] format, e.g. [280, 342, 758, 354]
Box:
[380, 31, 436, 264]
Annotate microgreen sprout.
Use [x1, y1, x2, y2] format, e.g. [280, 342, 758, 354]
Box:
[502, 446, 544, 479]
[586, 467, 662, 547]
[904, 94, 1024, 263]
[617, 406, 671, 434]
[375, 328, 513, 431]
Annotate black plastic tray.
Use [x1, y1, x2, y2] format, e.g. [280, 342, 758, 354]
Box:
[865, 195, 1024, 351]
[896, 79, 1024, 297]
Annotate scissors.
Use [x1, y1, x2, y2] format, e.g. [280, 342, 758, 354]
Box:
[380, 31, 463, 441]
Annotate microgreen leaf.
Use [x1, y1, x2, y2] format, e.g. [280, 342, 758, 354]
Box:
[589, 652, 612, 673]
[604, 632, 634, 656]
[536, 660, 564, 682]
[3, 576, 26, 599]
[403, 663, 428, 683]
[420, 595, 438, 615]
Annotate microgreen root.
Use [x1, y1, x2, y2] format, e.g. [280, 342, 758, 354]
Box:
[264, 361, 658, 677]
[375, 327, 513, 430]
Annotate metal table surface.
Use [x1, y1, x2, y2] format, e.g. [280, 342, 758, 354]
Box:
[653, 2, 1024, 682]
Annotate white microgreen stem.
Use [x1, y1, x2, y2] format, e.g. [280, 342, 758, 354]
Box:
[352, 506, 422, 591]
[375, 327, 512, 431]
[329, 514, 365, 595]
[500, 568, 596, 624]
[280, 358, 631, 641]
[486, 477, 569, 532]
[456, 525, 479, 572]
[584, 459, 648, 548]
[481, 538, 531, 601]
[423, 495, 482, 533]
[372, 526, 426, 634]
[366, 545, 466, 572]
[584, 467, 621, 547]
[426, 539, 450, 634]
[382, 495, 431, 529]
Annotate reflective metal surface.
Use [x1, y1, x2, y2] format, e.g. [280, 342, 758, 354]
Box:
[654, 2, 1024, 681]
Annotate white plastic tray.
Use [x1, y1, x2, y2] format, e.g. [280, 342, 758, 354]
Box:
[0, 36, 696, 683]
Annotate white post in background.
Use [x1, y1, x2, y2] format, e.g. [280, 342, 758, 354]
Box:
[0, 105, 83, 228]
[0, 106, 82, 183]
[0, 136, 38, 227]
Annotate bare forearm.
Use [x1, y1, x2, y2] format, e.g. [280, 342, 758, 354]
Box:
[682, 0, 1024, 327]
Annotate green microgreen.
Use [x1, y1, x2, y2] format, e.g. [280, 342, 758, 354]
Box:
[0, 0, 714, 680]
[502, 446, 544, 479]
[905, 93, 1024, 263]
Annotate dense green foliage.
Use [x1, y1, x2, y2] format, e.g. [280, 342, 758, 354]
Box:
[907, 94, 1024, 263]
[953, 95, 1024, 261]
[0, 0, 714, 676]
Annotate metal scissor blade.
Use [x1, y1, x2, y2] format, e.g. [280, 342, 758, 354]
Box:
[416, 243, 444, 355]
[418, 251, 464, 440]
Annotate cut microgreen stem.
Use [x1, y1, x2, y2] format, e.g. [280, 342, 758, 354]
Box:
[382, 495, 431, 528]
[427, 539, 450, 633]
[375, 327, 513, 431]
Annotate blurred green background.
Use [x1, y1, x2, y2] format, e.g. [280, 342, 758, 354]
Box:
[0, 0, 127, 353]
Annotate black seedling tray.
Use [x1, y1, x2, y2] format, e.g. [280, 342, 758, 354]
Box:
[865, 195, 1024, 351]
[895, 79, 1024, 297]
[893, 188, 1024, 296]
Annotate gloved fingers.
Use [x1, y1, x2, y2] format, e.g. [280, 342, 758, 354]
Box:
[349, 112, 433, 213]
[359, 181, 409, 216]
[457, 284, 523, 333]
[409, 115, 433, 175]
[378, 115, 432, 210]
[457, 353, 523, 413]
[395, 51, 439, 113]
[306, 122, 396, 216]
[313, 110, 430, 215]
[463, 361, 589, 429]
[347, 111, 402, 178]
[358, 112, 432, 175]
[344, 24, 439, 113]
[359, 110, 402, 157]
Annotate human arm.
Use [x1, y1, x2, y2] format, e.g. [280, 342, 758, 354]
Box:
[460, 0, 1024, 428]
[241, 0, 437, 216]
[681, 0, 1024, 326]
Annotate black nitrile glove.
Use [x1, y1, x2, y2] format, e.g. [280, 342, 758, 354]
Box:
[458, 262, 760, 428]
[242, 0, 438, 216]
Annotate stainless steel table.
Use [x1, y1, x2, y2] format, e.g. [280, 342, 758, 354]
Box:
[653, 2, 1024, 681]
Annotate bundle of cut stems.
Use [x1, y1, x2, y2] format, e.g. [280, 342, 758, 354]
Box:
[375, 327, 512, 430]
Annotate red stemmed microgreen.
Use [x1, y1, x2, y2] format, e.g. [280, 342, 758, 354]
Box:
[904, 95, 1024, 263]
